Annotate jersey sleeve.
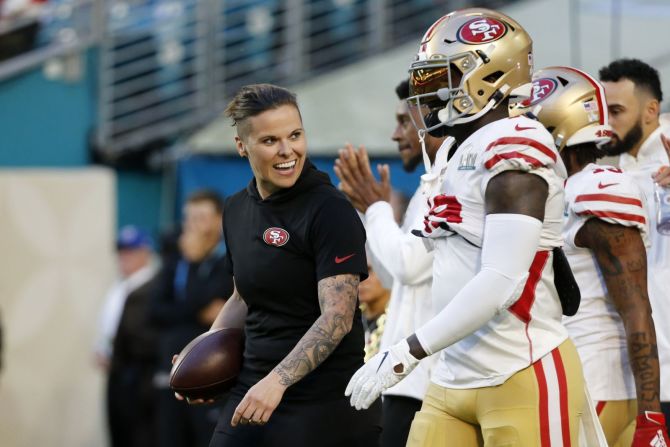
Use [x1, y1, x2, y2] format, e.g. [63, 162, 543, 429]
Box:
[310, 194, 368, 281]
[480, 119, 564, 192]
[566, 169, 649, 246]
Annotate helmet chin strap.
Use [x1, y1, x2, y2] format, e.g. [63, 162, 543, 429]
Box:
[418, 129, 455, 197]
[419, 130, 432, 174]
[443, 85, 511, 126]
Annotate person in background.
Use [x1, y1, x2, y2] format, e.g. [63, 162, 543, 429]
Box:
[335, 78, 444, 447]
[517, 65, 668, 446]
[389, 190, 411, 226]
[359, 261, 391, 362]
[95, 225, 160, 447]
[151, 190, 234, 447]
[600, 59, 670, 429]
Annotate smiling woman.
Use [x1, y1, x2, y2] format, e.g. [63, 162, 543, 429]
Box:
[190, 84, 381, 447]
[224, 84, 312, 202]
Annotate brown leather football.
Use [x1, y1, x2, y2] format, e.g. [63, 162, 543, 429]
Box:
[169, 327, 244, 400]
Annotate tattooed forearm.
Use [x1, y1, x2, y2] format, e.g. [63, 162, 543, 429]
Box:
[578, 220, 661, 413]
[273, 274, 360, 387]
[630, 332, 661, 408]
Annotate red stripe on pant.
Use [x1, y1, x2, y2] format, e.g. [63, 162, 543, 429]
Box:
[534, 360, 551, 447]
[534, 348, 572, 446]
[552, 349, 572, 447]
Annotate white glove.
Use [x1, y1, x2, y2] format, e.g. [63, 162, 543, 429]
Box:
[344, 339, 419, 410]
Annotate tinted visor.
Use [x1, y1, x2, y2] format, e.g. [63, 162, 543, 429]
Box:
[409, 53, 476, 96]
[410, 64, 462, 99]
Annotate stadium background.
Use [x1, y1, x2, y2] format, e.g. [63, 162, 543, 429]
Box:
[0, 0, 668, 445]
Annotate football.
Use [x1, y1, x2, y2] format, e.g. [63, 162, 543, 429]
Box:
[170, 327, 244, 400]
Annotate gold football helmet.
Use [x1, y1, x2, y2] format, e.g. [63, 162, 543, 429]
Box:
[407, 8, 533, 132]
[510, 66, 612, 151]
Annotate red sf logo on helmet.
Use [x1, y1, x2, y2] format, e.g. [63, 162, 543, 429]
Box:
[263, 227, 289, 247]
[457, 17, 507, 44]
[530, 78, 558, 105]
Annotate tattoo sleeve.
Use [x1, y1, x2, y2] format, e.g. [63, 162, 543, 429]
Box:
[273, 274, 360, 387]
[576, 220, 661, 413]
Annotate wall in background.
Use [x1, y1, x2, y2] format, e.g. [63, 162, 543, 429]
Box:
[0, 51, 97, 167]
[0, 169, 114, 447]
[0, 49, 166, 233]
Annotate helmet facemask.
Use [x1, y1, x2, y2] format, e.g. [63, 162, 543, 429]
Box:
[407, 52, 479, 134]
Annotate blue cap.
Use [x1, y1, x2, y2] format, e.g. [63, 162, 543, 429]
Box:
[116, 225, 152, 250]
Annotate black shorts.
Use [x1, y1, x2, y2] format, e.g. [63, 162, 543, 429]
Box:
[209, 394, 382, 447]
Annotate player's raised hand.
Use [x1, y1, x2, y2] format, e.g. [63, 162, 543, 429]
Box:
[344, 339, 419, 410]
[334, 143, 391, 213]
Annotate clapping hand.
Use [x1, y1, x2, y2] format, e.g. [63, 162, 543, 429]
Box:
[334, 143, 391, 213]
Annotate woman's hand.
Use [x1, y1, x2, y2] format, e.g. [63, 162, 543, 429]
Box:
[171, 354, 215, 405]
[231, 370, 287, 427]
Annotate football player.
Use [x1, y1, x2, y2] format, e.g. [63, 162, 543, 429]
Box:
[599, 59, 670, 431]
[517, 66, 669, 447]
[346, 8, 587, 446]
[334, 79, 444, 447]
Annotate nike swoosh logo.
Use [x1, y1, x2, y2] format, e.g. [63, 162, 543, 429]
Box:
[598, 182, 619, 189]
[376, 351, 389, 373]
[335, 253, 356, 264]
[515, 124, 535, 131]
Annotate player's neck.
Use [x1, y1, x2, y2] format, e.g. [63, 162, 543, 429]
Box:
[563, 149, 594, 177]
[630, 120, 660, 158]
[451, 106, 509, 148]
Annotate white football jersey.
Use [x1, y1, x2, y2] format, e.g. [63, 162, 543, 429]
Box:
[562, 163, 649, 401]
[426, 116, 570, 389]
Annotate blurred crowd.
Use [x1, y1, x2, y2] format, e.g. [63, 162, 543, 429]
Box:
[94, 190, 233, 447]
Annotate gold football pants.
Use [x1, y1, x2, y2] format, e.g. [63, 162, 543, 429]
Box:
[406, 339, 584, 447]
[594, 399, 636, 447]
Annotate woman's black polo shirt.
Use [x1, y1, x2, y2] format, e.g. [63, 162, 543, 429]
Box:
[223, 160, 368, 402]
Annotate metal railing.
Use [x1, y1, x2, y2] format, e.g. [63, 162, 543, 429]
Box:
[0, 0, 519, 157]
[0, 0, 102, 80]
[95, 0, 460, 156]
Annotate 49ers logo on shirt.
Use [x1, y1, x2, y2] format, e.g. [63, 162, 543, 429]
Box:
[529, 78, 558, 105]
[457, 17, 507, 44]
[263, 227, 289, 247]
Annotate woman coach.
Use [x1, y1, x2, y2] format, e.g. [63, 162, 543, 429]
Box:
[205, 84, 381, 446]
